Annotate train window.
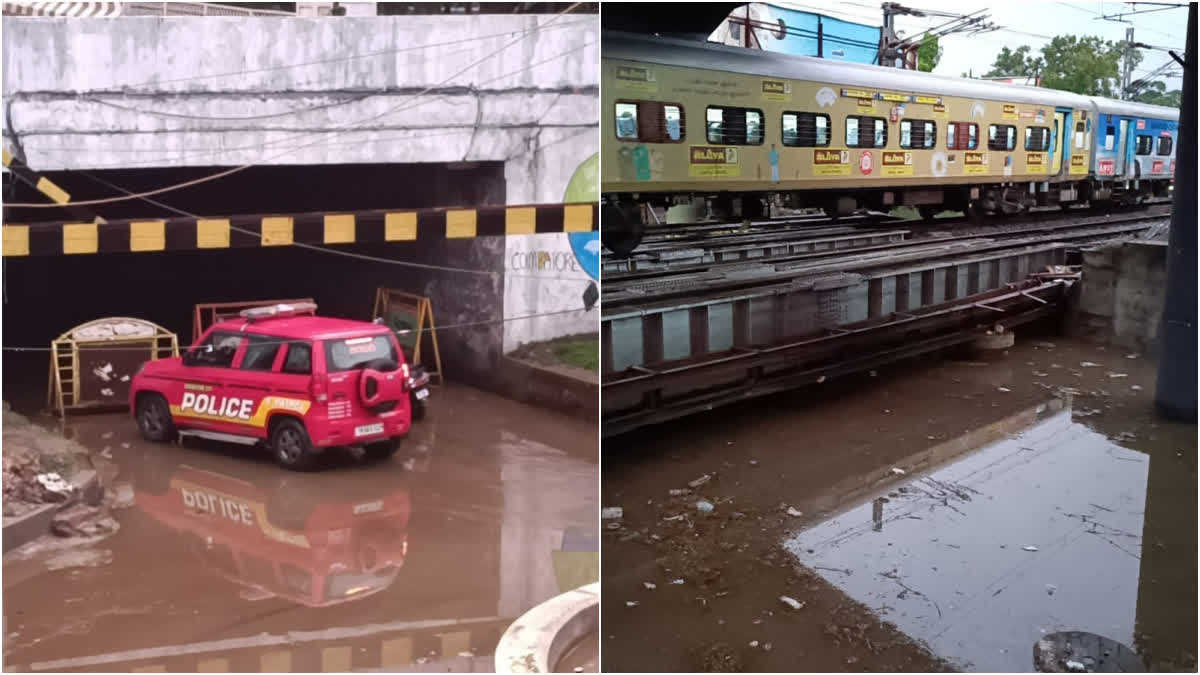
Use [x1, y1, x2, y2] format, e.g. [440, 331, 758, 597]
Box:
[1104, 125, 1115, 151]
[707, 106, 764, 145]
[614, 101, 686, 144]
[615, 103, 638, 140]
[947, 122, 980, 150]
[988, 124, 1016, 152]
[1156, 136, 1173, 156]
[1074, 121, 1086, 149]
[781, 112, 831, 147]
[899, 119, 936, 149]
[845, 115, 887, 148]
[1135, 134, 1153, 155]
[1024, 127, 1050, 152]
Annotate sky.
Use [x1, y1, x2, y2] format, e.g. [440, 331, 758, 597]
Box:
[774, 0, 1189, 87]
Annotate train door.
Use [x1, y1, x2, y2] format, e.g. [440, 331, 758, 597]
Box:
[1051, 111, 1066, 175]
[1055, 110, 1073, 177]
[1116, 118, 1130, 177]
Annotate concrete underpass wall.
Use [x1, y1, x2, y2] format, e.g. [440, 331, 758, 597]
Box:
[502, 231, 599, 353]
[0, 238, 505, 411]
[1070, 241, 1168, 353]
[1, 14, 598, 205]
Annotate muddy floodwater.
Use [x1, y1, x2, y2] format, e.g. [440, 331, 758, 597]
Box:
[3, 384, 598, 673]
[602, 339, 1196, 672]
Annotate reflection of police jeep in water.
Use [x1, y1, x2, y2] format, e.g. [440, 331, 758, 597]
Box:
[132, 450, 411, 607]
[130, 303, 415, 470]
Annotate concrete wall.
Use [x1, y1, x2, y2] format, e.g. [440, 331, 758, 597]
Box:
[503, 231, 599, 352]
[1, 14, 598, 204]
[1071, 241, 1168, 352]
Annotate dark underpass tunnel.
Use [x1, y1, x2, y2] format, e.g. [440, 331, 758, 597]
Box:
[2, 161, 510, 415]
[1, 238, 505, 417]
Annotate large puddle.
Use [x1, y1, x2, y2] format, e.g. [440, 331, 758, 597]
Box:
[785, 396, 1149, 671]
[4, 384, 598, 672]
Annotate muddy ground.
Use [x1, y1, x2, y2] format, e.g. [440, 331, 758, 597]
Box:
[2, 404, 93, 518]
[602, 337, 1196, 672]
[3, 384, 598, 673]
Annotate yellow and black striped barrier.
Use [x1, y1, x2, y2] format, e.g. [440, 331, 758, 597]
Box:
[1, 202, 598, 257]
[2, 150, 107, 227]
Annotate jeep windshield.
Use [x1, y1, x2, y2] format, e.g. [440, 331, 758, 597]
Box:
[324, 335, 398, 372]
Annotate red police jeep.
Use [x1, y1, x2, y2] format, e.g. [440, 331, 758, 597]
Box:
[130, 303, 413, 470]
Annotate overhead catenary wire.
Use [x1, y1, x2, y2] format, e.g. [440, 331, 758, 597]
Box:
[6, 3, 586, 209]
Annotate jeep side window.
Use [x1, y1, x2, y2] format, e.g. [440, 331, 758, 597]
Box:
[281, 341, 312, 375]
[241, 335, 282, 372]
[191, 331, 242, 368]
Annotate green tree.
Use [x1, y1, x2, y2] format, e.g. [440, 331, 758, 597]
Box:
[1131, 79, 1183, 107]
[916, 33, 941, 73]
[1039, 35, 1128, 96]
[984, 45, 1043, 78]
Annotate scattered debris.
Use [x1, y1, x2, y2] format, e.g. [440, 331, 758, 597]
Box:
[669, 488, 691, 496]
[1046, 584, 1058, 596]
[762, 643, 773, 652]
[1130, 385, 1143, 391]
[891, 467, 906, 476]
[601, 507, 623, 520]
[100, 432, 114, 440]
[997, 387, 1011, 392]
[1065, 660, 1086, 672]
[626, 601, 639, 607]
[662, 514, 686, 522]
[670, 579, 685, 585]
[688, 474, 713, 489]
[36, 472, 74, 496]
[605, 522, 621, 530]
[643, 582, 657, 590]
[1080, 361, 1101, 368]
[816, 375, 826, 383]
[1032, 341, 1056, 349]
[1023, 546, 1039, 552]
[695, 501, 714, 514]
[1107, 372, 1128, 379]
[785, 507, 804, 517]
[1125, 353, 1140, 359]
[779, 595, 805, 610]
[748, 641, 759, 648]
[869, 370, 878, 377]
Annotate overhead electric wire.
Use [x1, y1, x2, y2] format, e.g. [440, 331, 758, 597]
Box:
[5, 5, 587, 210]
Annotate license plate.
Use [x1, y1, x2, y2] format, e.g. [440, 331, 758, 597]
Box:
[353, 501, 382, 515]
[354, 423, 384, 438]
[415, 389, 430, 401]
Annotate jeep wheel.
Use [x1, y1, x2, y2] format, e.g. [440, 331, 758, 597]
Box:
[136, 393, 176, 443]
[364, 438, 402, 462]
[271, 418, 316, 471]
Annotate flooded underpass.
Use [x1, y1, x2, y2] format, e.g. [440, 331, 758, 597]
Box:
[3, 384, 598, 673]
[601, 338, 1196, 672]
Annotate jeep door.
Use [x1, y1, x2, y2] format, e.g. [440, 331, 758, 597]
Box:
[176, 330, 247, 432]
[218, 334, 291, 442]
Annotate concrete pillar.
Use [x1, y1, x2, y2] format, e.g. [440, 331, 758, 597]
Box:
[1154, 4, 1197, 422]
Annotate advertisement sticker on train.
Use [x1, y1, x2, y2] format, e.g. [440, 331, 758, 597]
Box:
[1019, 110, 1034, 119]
[1069, 154, 1088, 175]
[858, 150, 873, 175]
[964, 152, 988, 175]
[932, 104, 948, 119]
[1170, 160, 1176, 172]
[761, 79, 792, 102]
[913, 95, 941, 105]
[1097, 159, 1115, 176]
[1025, 153, 1048, 174]
[615, 65, 657, 93]
[1151, 160, 1164, 174]
[856, 98, 876, 113]
[840, 88, 872, 100]
[1136, 119, 1146, 130]
[1002, 104, 1018, 120]
[880, 92, 909, 103]
[812, 149, 851, 177]
[688, 146, 740, 178]
[881, 151, 913, 177]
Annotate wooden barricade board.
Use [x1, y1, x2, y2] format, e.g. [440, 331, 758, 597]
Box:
[48, 317, 179, 417]
[372, 288, 444, 385]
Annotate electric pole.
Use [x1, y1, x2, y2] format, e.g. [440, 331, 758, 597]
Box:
[1122, 26, 1136, 99]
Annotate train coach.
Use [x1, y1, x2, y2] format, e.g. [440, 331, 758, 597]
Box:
[600, 30, 1179, 255]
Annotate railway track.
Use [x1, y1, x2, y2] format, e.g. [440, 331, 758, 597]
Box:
[599, 207, 1170, 434]
[604, 210, 1170, 306]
